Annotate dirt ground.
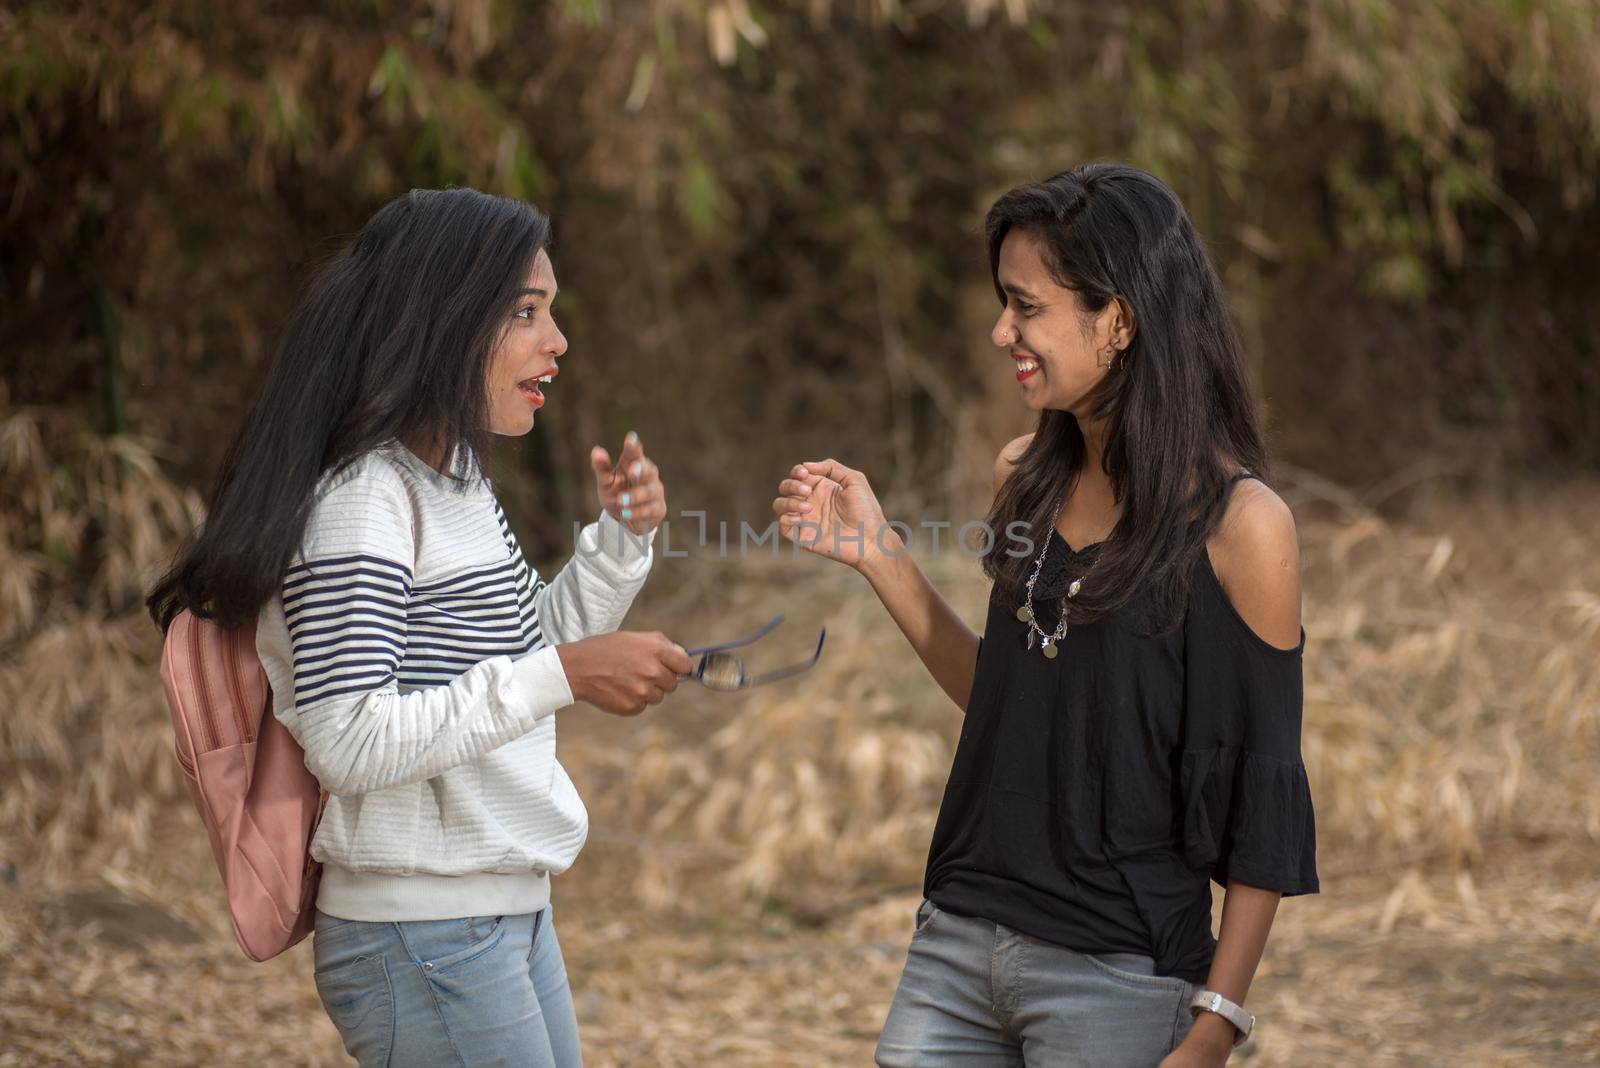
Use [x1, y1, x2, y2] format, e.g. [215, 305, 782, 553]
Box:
[2, 834, 1596, 1067]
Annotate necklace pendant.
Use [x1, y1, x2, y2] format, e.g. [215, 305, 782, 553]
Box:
[1041, 639, 1058, 660]
[1016, 605, 1033, 623]
[1068, 578, 1082, 597]
[1026, 630, 1037, 650]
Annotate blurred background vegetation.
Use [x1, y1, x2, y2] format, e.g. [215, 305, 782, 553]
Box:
[3, 2, 1599, 1064]
[6, 0, 1600, 551]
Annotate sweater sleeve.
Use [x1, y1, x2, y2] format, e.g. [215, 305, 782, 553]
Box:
[531, 510, 656, 645]
[280, 466, 574, 797]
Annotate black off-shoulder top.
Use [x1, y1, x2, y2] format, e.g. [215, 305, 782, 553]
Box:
[923, 507, 1319, 983]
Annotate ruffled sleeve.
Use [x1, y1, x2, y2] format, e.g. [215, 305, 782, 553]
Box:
[1180, 554, 1319, 896]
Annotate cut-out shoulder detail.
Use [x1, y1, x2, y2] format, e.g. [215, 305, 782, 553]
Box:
[994, 432, 1035, 496]
[1206, 478, 1302, 652]
[1198, 551, 1305, 658]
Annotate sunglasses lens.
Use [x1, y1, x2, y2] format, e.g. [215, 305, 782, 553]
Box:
[698, 652, 744, 691]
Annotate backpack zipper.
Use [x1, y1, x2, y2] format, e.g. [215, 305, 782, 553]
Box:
[189, 616, 223, 752]
[222, 627, 256, 745]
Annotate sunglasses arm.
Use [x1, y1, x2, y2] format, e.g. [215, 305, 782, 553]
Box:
[682, 613, 785, 658]
[741, 628, 827, 688]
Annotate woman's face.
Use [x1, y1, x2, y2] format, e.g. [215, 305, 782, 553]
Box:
[486, 248, 568, 436]
[989, 229, 1128, 415]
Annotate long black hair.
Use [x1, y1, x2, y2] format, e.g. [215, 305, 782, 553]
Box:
[147, 187, 551, 632]
[981, 163, 1269, 633]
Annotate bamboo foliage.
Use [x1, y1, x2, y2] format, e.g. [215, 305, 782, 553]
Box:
[4, 1, 1599, 524]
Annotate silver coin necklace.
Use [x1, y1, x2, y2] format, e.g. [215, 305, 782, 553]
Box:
[1015, 500, 1091, 659]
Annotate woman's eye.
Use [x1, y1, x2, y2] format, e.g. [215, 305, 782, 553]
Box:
[515, 305, 537, 321]
[1014, 301, 1036, 315]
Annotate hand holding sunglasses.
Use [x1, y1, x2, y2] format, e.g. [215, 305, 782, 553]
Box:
[679, 614, 827, 692]
[556, 631, 694, 717]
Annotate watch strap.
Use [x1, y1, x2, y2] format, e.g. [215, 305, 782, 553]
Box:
[1188, 989, 1253, 1047]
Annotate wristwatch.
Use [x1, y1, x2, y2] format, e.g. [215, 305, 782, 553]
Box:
[1188, 989, 1253, 1047]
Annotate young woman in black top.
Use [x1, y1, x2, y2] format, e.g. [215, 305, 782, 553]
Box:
[773, 164, 1317, 1067]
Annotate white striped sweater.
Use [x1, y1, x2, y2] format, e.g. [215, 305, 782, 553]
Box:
[255, 442, 654, 921]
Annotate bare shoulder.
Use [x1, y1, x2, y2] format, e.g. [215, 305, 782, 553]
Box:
[1207, 478, 1302, 650]
[993, 433, 1035, 496]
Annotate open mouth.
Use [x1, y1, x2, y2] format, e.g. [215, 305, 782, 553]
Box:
[1014, 355, 1040, 382]
[517, 372, 554, 407]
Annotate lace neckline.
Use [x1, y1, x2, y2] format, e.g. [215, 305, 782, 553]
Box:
[1051, 529, 1104, 556]
[1033, 529, 1101, 599]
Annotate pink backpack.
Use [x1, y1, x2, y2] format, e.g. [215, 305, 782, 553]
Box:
[159, 610, 327, 961]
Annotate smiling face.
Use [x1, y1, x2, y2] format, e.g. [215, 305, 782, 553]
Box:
[989, 229, 1132, 415]
[486, 248, 568, 435]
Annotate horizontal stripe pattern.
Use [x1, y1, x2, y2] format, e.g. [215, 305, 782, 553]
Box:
[284, 554, 412, 707]
[496, 501, 549, 653]
[284, 471, 550, 711]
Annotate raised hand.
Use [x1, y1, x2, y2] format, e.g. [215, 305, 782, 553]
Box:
[772, 458, 892, 570]
[591, 431, 667, 535]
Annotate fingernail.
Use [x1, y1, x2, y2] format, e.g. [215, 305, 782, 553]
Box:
[622, 507, 632, 520]
[621, 492, 630, 507]
[631, 462, 643, 477]
[627, 431, 639, 444]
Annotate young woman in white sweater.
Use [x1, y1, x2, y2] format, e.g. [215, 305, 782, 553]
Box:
[148, 188, 691, 1067]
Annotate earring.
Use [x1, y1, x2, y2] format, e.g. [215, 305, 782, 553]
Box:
[1104, 344, 1118, 371]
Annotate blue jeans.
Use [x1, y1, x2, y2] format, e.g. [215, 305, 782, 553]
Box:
[876, 900, 1197, 1067]
[311, 907, 582, 1068]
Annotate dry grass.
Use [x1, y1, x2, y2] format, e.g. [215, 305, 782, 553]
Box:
[0, 408, 201, 884]
[581, 474, 1600, 911]
[1, 419, 1597, 1063]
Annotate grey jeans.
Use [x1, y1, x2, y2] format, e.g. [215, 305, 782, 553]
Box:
[876, 900, 1197, 1067]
